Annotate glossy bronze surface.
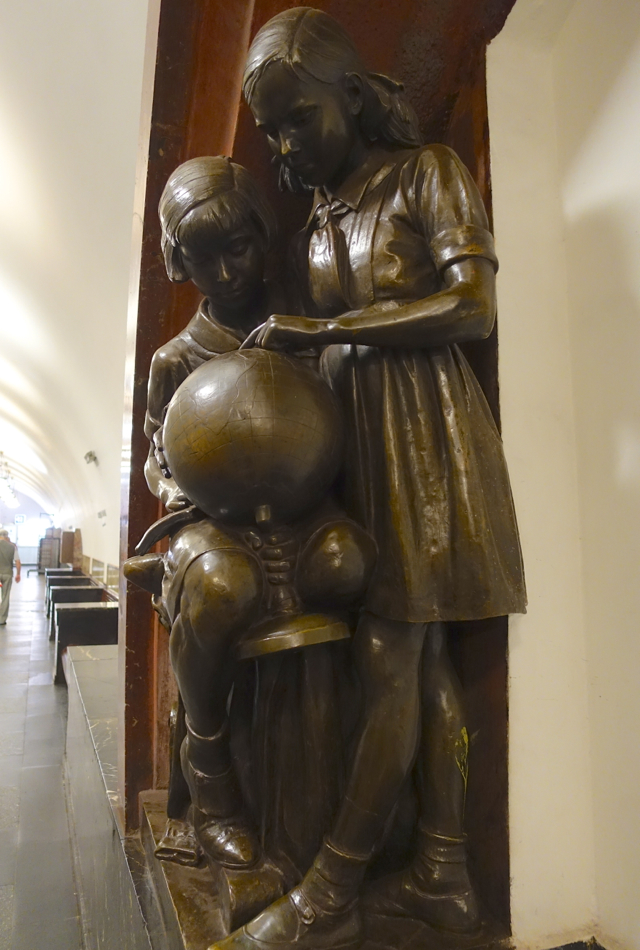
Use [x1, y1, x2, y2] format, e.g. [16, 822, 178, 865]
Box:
[125, 152, 376, 933]
[162, 349, 344, 526]
[207, 9, 525, 950]
[123, 5, 525, 947]
[122, 13, 516, 935]
[143, 790, 509, 950]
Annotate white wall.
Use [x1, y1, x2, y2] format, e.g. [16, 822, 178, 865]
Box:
[0, 0, 149, 565]
[488, 4, 597, 944]
[555, 3, 640, 948]
[489, 1, 640, 947]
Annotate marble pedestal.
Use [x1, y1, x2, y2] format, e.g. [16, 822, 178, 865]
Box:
[55, 602, 118, 683]
[64, 645, 166, 949]
[63, 645, 511, 950]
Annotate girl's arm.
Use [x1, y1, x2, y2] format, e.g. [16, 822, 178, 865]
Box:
[144, 345, 191, 510]
[144, 441, 190, 511]
[243, 258, 496, 351]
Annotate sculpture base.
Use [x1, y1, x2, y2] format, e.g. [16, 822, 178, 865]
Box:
[208, 858, 286, 935]
[141, 792, 226, 948]
[237, 612, 350, 660]
[141, 791, 510, 950]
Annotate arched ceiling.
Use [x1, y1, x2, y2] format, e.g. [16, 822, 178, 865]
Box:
[0, 0, 149, 559]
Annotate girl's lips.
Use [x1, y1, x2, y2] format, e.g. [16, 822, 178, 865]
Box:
[215, 284, 243, 298]
[289, 159, 315, 176]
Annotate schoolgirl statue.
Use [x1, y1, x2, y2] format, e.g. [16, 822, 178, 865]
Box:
[127, 155, 375, 887]
[212, 9, 526, 950]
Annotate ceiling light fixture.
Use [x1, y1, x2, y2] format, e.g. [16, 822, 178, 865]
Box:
[0, 453, 19, 509]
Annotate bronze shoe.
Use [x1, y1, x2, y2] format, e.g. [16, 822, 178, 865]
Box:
[364, 828, 481, 934]
[182, 720, 262, 869]
[364, 868, 481, 934]
[208, 887, 362, 950]
[155, 814, 204, 867]
[193, 808, 261, 870]
[209, 839, 369, 950]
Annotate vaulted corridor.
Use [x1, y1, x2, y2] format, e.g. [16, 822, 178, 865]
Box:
[0, 576, 81, 949]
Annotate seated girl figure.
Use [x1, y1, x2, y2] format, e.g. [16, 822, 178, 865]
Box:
[129, 155, 376, 879]
[139, 155, 284, 872]
[145, 155, 283, 512]
[210, 8, 526, 950]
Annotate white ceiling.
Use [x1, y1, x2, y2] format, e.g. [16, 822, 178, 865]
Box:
[0, 0, 149, 559]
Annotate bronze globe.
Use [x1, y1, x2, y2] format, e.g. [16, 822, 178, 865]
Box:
[163, 349, 344, 525]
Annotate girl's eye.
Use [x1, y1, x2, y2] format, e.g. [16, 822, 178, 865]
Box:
[230, 242, 249, 256]
[291, 108, 314, 127]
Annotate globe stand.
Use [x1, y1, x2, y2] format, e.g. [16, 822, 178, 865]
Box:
[236, 504, 350, 661]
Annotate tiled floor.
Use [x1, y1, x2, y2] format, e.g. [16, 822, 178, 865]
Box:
[0, 574, 82, 950]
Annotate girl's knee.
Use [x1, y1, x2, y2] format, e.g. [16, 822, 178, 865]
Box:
[297, 519, 376, 608]
[422, 623, 464, 718]
[182, 549, 262, 645]
[353, 612, 425, 706]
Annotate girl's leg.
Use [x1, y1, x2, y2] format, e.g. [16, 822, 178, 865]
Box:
[211, 613, 427, 950]
[367, 622, 480, 933]
[329, 611, 427, 854]
[417, 621, 467, 835]
[171, 548, 262, 870]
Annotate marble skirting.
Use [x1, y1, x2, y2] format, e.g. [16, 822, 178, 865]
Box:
[62, 645, 511, 950]
[64, 645, 166, 950]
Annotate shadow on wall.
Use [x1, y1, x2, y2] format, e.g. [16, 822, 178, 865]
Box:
[554, 5, 640, 174]
[564, 207, 640, 646]
[563, 205, 640, 945]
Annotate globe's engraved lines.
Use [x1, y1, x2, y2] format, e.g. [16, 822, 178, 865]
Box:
[164, 349, 342, 521]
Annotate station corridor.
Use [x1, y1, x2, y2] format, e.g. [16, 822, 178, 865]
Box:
[0, 575, 82, 949]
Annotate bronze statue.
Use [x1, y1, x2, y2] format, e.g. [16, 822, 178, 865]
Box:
[130, 155, 283, 870]
[125, 157, 375, 904]
[209, 8, 526, 950]
[143, 156, 282, 514]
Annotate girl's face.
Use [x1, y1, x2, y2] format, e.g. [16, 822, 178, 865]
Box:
[179, 215, 265, 312]
[250, 62, 365, 192]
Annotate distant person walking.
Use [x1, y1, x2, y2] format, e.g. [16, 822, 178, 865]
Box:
[0, 529, 21, 625]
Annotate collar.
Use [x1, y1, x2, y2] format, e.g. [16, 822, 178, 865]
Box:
[306, 147, 398, 226]
[188, 298, 245, 350]
[189, 282, 284, 350]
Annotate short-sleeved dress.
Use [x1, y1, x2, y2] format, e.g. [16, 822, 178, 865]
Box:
[295, 143, 526, 624]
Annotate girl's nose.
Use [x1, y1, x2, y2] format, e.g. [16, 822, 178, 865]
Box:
[279, 133, 299, 157]
[217, 258, 232, 282]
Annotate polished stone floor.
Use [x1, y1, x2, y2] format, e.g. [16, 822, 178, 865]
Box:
[0, 574, 82, 950]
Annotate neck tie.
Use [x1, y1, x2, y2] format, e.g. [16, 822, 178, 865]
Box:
[308, 196, 353, 317]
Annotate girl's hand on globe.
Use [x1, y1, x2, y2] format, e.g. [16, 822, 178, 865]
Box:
[165, 487, 191, 512]
[240, 314, 330, 351]
[153, 426, 172, 478]
[159, 480, 190, 512]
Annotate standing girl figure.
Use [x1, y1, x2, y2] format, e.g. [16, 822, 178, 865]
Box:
[214, 9, 526, 950]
